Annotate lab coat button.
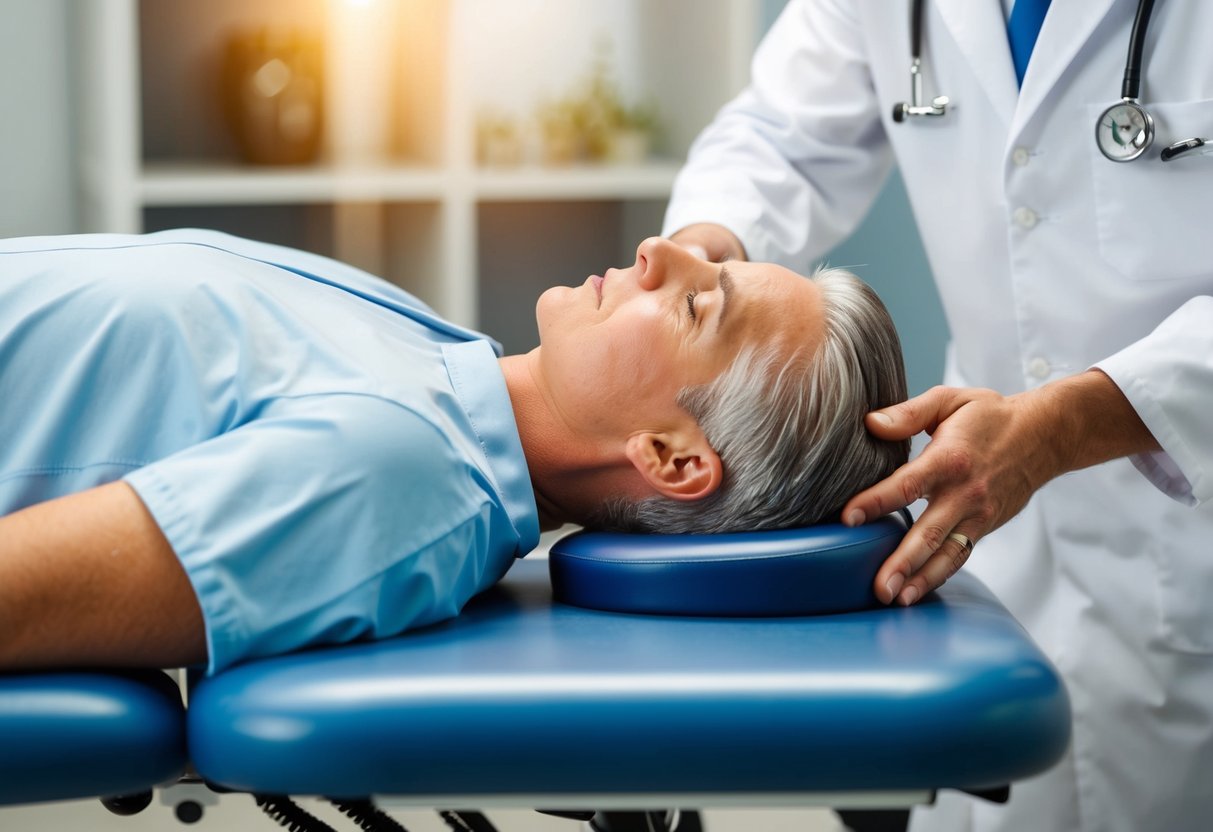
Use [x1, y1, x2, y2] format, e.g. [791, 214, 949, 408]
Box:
[1027, 357, 1051, 379]
[1013, 206, 1038, 228]
[1012, 147, 1031, 166]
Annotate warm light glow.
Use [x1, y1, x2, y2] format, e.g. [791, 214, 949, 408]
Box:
[326, 0, 397, 164]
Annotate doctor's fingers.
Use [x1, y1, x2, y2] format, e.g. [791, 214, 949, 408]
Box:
[842, 441, 988, 528]
[862, 427, 1036, 604]
[857, 467, 984, 605]
[863, 385, 996, 443]
[848, 445, 1001, 604]
[667, 223, 748, 263]
[843, 387, 1009, 527]
[874, 509, 985, 606]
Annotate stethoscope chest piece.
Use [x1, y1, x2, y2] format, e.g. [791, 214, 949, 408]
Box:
[901, 0, 1207, 163]
[1096, 99, 1155, 162]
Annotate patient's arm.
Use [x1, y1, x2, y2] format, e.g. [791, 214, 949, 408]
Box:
[0, 481, 206, 670]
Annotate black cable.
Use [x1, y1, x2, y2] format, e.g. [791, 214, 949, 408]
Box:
[252, 794, 339, 832]
[438, 810, 499, 832]
[1121, 0, 1156, 99]
[330, 799, 410, 832]
[589, 811, 682, 832]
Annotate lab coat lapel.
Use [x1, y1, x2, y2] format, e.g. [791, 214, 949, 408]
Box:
[933, 0, 1018, 126]
[1010, 0, 1118, 136]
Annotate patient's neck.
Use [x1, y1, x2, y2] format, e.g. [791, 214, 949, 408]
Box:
[498, 353, 637, 530]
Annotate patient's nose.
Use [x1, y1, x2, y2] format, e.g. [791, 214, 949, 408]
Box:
[634, 237, 693, 291]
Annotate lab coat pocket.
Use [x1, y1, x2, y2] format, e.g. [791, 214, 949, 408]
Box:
[1148, 530, 1213, 655]
[1090, 98, 1213, 282]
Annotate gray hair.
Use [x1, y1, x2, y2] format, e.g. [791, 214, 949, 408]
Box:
[592, 267, 909, 534]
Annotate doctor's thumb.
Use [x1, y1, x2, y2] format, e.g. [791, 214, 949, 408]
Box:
[864, 388, 948, 440]
[864, 409, 902, 437]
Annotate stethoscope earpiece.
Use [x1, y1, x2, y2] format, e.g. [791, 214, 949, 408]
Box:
[1161, 137, 1208, 162]
[891, 48, 950, 122]
[893, 95, 949, 123]
[892, 0, 951, 125]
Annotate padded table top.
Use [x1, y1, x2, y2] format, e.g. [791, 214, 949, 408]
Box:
[0, 669, 187, 806]
[189, 559, 1070, 804]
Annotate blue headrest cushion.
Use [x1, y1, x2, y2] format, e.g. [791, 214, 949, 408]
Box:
[548, 512, 909, 617]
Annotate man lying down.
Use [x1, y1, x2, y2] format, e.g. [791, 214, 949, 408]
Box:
[0, 230, 907, 673]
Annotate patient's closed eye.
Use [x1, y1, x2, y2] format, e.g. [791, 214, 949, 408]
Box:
[686, 289, 699, 322]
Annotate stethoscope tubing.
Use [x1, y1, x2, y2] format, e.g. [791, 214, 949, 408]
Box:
[898, 0, 1208, 162]
[909, 0, 926, 62]
[1121, 0, 1156, 101]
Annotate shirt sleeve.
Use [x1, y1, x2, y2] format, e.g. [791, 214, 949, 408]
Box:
[124, 393, 514, 674]
[1095, 295, 1213, 506]
[662, 0, 894, 268]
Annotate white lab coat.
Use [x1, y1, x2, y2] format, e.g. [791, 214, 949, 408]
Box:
[663, 1, 1213, 830]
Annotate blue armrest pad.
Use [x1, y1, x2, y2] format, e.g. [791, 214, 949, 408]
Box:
[188, 560, 1070, 801]
[0, 670, 187, 806]
[550, 513, 908, 616]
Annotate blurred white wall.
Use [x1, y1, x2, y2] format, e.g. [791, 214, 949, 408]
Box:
[0, 0, 76, 237]
[0, 0, 945, 394]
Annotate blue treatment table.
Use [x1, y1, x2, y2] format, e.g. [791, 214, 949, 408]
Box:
[187, 559, 1071, 810]
[0, 669, 187, 806]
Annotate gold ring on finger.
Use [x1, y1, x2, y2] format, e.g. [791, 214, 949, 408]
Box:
[946, 531, 975, 556]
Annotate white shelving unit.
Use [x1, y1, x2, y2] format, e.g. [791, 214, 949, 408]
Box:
[72, 0, 760, 350]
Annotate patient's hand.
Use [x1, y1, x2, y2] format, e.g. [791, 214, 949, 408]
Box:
[842, 370, 1159, 606]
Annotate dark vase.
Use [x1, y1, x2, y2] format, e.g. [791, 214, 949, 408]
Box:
[221, 29, 324, 165]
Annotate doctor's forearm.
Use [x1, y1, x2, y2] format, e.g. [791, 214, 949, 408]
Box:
[1028, 369, 1161, 480]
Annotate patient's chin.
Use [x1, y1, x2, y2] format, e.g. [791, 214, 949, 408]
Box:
[533, 286, 572, 335]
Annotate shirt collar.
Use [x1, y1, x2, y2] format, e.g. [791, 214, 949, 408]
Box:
[441, 339, 540, 556]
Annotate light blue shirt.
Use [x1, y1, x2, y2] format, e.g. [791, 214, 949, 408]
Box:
[0, 229, 539, 673]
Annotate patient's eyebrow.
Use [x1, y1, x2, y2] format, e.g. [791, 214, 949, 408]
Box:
[716, 265, 734, 333]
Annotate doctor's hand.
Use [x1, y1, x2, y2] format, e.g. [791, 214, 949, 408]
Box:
[842, 371, 1161, 606]
[668, 223, 748, 263]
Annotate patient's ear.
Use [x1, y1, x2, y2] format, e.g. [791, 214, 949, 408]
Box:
[625, 431, 723, 502]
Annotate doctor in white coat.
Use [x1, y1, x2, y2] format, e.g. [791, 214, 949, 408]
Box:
[663, 1, 1213, 830]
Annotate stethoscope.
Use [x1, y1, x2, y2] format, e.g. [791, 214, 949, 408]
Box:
[893, 0, 1210, 162]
